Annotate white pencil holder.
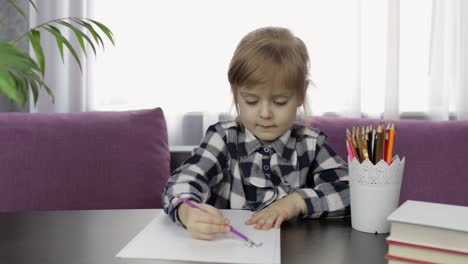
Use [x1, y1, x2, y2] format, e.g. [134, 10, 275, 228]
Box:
[348, 156, 405, 234]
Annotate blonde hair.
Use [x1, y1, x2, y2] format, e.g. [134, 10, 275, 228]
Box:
[227, 27, 311, 115]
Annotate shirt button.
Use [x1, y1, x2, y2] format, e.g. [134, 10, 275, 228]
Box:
[263, 147, 270, 153]
[263, 165, 270, 170]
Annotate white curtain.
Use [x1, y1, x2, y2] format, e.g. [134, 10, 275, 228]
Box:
[428, 0, 468, 120]
[347, 0, 468, 121]
[383, 0, 400, 120]
[29, 0, 90, 113]
[348, 0, 400, 119]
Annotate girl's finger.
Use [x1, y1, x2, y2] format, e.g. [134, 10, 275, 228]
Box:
[253, 214, 269, 229]
[245, 210, 269, 225]
[245, 217, 256, 225]
[198, 203, 224, 218]
[262, 214, 277, 230]
[196, 213, 227, 226]
[274, 215, 285, 229]
[194, 222, 230, 235]
[191, 209, 229, 226]
[245, 213, 258, 225]
[197, 204, 230, 225]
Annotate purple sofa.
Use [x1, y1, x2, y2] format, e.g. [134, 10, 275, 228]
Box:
[309, 116, 468, 207]
[0, 108, 169, 212]
[2, 109, 466, 212]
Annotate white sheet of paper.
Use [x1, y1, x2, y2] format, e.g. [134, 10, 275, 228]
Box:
[116, 209, 280, 264]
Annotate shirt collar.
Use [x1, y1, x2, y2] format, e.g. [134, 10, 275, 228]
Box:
[242, 128, 261, 156]
[240, 126, 296, 161]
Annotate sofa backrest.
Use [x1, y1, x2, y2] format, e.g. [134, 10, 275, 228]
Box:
[309, 116, 468, 207]
[0, 108, 169, 211]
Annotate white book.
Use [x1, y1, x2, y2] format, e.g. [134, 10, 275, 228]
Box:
[117, 209, 280, 264]
[386, 200, 468, 252]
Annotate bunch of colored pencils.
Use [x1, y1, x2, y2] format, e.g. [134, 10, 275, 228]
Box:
[346, 123, 395, 164]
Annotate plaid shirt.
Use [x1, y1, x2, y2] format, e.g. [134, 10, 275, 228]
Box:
[163, 121, 350, 225]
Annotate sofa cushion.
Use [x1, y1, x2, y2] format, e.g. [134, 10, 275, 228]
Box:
[0, 108, 169, 211]
[308, 116, 468, 207]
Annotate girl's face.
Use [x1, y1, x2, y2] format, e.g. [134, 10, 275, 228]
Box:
[236, 85, 303, 143]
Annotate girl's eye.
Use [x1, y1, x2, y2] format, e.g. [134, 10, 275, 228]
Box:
[274, 101, 288, 106]
[246, 100, 258, 105]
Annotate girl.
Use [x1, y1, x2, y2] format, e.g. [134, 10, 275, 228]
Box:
[162, 26, 349, 240]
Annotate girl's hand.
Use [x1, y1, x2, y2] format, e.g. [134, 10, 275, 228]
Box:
[244, 192, 306, 230]
[177, 201, 231, 240]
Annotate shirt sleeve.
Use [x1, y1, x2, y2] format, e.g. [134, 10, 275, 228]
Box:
[295, 131, 350, 218]
[162, 124, 228, 226]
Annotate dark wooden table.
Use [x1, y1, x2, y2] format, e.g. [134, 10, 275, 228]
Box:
[0, 209, 388, 264]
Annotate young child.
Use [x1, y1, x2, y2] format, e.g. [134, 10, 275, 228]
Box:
[162, 26, 349, 240]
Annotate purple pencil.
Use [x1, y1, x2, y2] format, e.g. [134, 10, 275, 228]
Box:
[176, 195, 263, 247]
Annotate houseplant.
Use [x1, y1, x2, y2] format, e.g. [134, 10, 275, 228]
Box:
[0, 0, 114, 107]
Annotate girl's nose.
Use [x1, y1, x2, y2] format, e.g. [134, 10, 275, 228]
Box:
[259, 102, 273, 119]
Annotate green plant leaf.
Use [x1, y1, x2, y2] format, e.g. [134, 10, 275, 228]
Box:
[21, 78, 29, 106]
[0, 43, 40, 72]
[26, 71, 54, 102]
[28, 30, 45, 76]
[86, 19, 115, 46]
[71, 18, 105, 49]
[44, 25, 82, 71]
[43, 26, 64, 62]
[78, 30, 97, 56]
[40, 80, 54, 101]
[0, 10, 114, 106]
[57, 21, 89, 56]
[29, 79, 39, 105]
[15, 75, 29, 106]
[6, 0, 27, 20]
[0, 43, 42, 106]
[28, 0, 39, 13]
[0, 68, 18, 103]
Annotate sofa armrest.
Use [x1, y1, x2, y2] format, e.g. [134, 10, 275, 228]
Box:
[0, 108, 169, 211]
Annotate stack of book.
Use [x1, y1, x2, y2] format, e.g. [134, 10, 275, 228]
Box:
[386, 200, 468, 264]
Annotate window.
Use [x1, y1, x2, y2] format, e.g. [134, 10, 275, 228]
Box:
[89, 0, 433, 117]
